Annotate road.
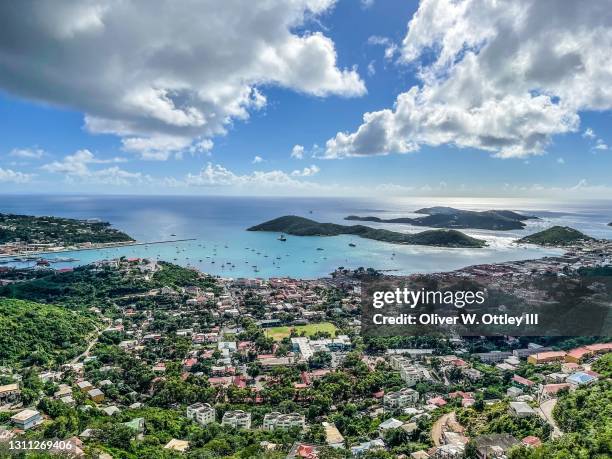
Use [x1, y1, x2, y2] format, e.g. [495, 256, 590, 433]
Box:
[70, 326, 101, 364]
[431, 412, 453, 446]
[537, 398, 563, 439]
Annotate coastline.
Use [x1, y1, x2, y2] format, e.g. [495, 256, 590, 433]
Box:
[0, 238, 197, 260]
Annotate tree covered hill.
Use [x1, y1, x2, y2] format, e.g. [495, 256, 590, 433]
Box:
[0, 260, 220, 310]
[0, 298, 98, 367]
[0, 213, 134, 244]
[248, 215, 487, 248]
[518, 226, 595, 246]
[346, 207, 537, 230]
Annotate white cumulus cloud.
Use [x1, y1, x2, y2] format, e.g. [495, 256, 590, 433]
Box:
[291, 145, 305, 159]
[291, 164, 320, 176]
[9, 148, 46, 159]
[0, 168, 34, 183]
[326, 0, 612, 159]
[0, 0, 365, 160]
[42, 149, 144, 185]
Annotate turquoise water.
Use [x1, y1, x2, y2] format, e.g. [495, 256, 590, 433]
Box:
[2, 195, 610, 279]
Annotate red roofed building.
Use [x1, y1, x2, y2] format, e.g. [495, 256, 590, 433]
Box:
[310, 369, 331, 379]
[427, 396, 447, 407]
[522, 436, 542, 447]
[565, 348, 592, 363]
[540, 383, 570, 401]
[528, 351, 567, 364]
[182, 358, 198, 371]
[233, 375, 247, 388]
[512, 374, 535, 388]
[585, 342, 612, 353]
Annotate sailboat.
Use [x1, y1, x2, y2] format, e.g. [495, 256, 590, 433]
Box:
[278, 234, 287, 241]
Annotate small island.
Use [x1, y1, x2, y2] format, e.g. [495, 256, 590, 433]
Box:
[248, 215, 487, 248]
[518, 226, 595, 246]
[346, 206, 537, 230]
[0, 213, 134, 257]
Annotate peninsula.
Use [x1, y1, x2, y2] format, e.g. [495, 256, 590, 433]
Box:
[518, 226, 595, 246]
[0, 213, 134, 257]
[346, 206, 537, 230]
[247, 215, 487, 248]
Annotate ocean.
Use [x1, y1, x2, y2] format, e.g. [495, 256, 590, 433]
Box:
[1, 194, 611, 279]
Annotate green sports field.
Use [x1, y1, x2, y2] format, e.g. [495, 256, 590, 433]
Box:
[264, 322, 337, 341]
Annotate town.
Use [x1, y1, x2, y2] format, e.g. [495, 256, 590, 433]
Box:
[0, 247, 610, 459]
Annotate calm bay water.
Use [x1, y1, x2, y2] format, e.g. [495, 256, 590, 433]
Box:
[1, 194, 611, 279]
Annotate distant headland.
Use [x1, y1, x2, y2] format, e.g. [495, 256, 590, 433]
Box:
[247, 215, 487, 248]
[345, 206, 538, 231]
[518, 226, 595, 246]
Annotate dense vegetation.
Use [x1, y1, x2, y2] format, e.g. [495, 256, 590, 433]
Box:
[0, 298, 97, 367]
[0, 261, 219, 310]
[507, 380, 612, 458]
[346, 207, 536, 230]
[0, 213, 133, 244]
[519, 226, 594, 246]
[592, 353, 612, 378]
[248, 215, 487, 248]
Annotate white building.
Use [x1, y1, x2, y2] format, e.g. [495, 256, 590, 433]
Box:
[384, 388, 419, 408]
[262, 412, 305, 430]
[186, 403, 216, 426]
[221, 410, 251, 429]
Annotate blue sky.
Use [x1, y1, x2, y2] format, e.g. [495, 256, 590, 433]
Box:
[0, 0, 611, 197]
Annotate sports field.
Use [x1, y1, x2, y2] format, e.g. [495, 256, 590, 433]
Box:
[264, 322, 337, 341]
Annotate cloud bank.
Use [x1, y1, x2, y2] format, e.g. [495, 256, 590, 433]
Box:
[0, 0, 365, 160]
[325, 0, 612, 159]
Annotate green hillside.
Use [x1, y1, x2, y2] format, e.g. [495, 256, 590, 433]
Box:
[248, 215, 486, 248]
[0, 298, 98, 366]
[0, 213, 133, 244]
[518, 226, 595, 246]
[346, 207, 537, 230]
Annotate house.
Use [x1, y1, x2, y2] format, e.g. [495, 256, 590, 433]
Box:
[527, 351, 566, 365]
[410, 451, 430, 459]
[350, 439, 385, 456]
[512, 374, 535, 389]
[187, 402, 216, 426]
[427, 397, 447, 407]
[509, 401, 536, 418]
[262, 412, 305, 430]
[11, 409, 43, 430]
[474, 351, 512, 363]
[221, 410, 251, 429]
[384, 387, 419, 408]
[565, 347, 592, 363]
[76, 381, 94, 393]
[379, 418, 404, 431]
[102, 406, 120, 416]
[87, 388, 105, 403]
[322, 422, 344, 448]
[60, 395, 75, 406]
[0, 383, 20, 405]
[287, 442, 322, 458]
[507, 386, 523, 399]
[522, 436, 542, 448]
[539, 383, 570, 401]
[472, 434, 520, 459]
[54, 384, 72, 399]
[164, 439, 189, 452]
[567, 371, 597, 386]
